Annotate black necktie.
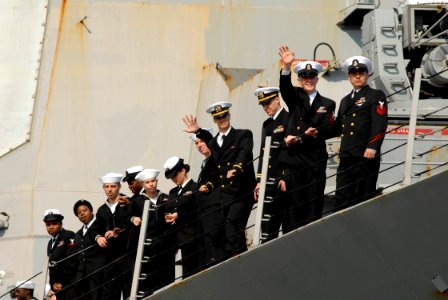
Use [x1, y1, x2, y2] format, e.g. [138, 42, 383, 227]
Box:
[218, 134, 226, 147]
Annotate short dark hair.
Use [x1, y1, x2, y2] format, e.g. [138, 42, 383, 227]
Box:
[73, 199, 93, 216]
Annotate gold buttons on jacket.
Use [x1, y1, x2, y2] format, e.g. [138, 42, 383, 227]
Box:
[297, 126, 300, 130]
[351, 122, 354, 126]
[352, 113, 356, 117]
[341, 134, 344, 137]
[221, 185, 225, 188]
[350, 132, 354, 135]
[227, 162, 231, 166]
[342, 124, 345, 128]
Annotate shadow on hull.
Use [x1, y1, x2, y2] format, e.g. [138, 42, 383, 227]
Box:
[149, 171, 448, 300]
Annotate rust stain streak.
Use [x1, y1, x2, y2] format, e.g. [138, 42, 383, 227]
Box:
[48, 0, 67, 104]
[32, 0, 68, 192]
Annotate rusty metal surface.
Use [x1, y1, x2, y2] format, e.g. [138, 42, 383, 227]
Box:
[149, 171, 448, 300]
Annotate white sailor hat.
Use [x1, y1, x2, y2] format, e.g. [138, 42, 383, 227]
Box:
[206, 101, 232, 118]
[99, 172, 123, 184]
[163, 156, 187, 179]
[342, 56, 373, 74]
[16, 280, 35, 290]
[135, 169, 160, 182]
[294, 61, 323, 77]
[43, 208, 64, 222]
[190, 128, 213, 142]
[253, 87, 280, 104]
[122, 165, 144, 182]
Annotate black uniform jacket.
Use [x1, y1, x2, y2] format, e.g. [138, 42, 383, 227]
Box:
[256, 108, 289, 182]
[279, 73, 336, 168]
[74, 220, 106, 276]
[129, 191, 173, 251]
[47, 228, 77, 288]
[197, 127, 256, 198]
[93, 200, 130, 257]
[197, 155, 220, 192]
[333, 85, 388, 158]
[166, 179, 199, 244]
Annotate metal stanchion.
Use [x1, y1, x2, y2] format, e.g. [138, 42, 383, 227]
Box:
[252, 136, 272, 247]
[403, 68, 422, 186]
[130, 199, 150, 299]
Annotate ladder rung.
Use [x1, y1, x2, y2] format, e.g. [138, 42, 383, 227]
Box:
[382, 44, 396, 50]
[381, 26, 394, 32]
[271, 142, 281, 149]
[390, 80, 405, 88]
[264, 196, 273, 204]
[383, 62, 398, 69]
[260, 233, 269, 240]
[262, 214, 272, 222]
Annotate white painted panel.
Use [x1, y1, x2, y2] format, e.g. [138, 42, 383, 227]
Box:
[0, 0, 47, 157]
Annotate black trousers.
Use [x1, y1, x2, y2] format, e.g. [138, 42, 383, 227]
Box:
[334, 155, 381, 210]
[220, 192, 253, 258]
[140, 244, 174, 294]
[168, 222, 201, 280]
[102, 251, 132, 300]
[196, 191, 226, 267]
[74, 258, 106, 300]
[282, 168, 316, 233]
[260, 185, 289, 243]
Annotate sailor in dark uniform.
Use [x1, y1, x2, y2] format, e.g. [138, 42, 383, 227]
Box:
[73, 199, 106, 300]
[332, 56, 388, 210]
[189, 130, 226, 267]
[44, 209, 77, 300]
[185, 102, 256, 257]
[132, 168, 174, 295]
[14, 280, 38, 300]
[279, 46, 336, 229]
[123, 166, 144, 199]
[122, 166, 144, 268]
[93, 172, 131, 300]
[253, 86, 290, 242]
[163, 156, 201, 278]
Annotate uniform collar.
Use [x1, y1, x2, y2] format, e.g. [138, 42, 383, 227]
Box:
[272, 107, 284, 120]
[219, 127, 231, 137]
